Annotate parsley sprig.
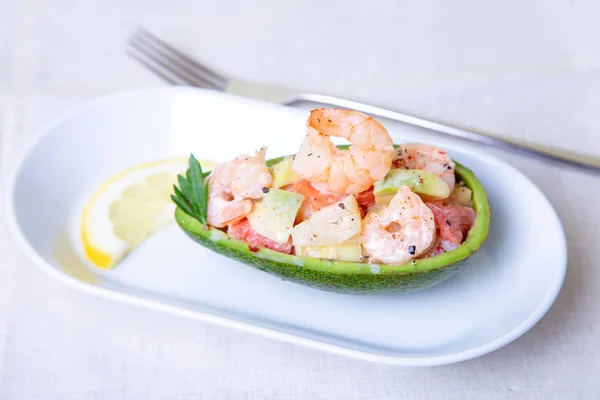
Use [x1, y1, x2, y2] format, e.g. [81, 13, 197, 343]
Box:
[171, 154, 210, 227]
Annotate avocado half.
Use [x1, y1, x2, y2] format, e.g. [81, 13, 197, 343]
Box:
[174, 147, 490, 294]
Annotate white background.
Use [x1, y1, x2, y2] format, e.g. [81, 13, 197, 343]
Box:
[1, 0, 599, 398]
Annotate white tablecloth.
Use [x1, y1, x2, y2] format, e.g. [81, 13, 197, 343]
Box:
[1, 0, 599, 398]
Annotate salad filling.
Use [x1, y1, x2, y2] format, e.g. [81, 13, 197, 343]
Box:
[189, 108, 477, 265]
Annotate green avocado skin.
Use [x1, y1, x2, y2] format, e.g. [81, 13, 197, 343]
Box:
[180, 227, 466, 294]
[175, 148, 490, 295]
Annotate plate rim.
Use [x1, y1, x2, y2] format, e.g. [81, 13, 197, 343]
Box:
[5, 86, 568, 366]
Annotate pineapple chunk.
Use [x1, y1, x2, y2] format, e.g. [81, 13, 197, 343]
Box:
[296, 242, 363, 262]
[271, 157, 301, 188]
[444, 183, 472, 207]
[291, 195, 361, 246]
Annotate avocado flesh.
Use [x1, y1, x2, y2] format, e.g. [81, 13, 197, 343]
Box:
[271, 157, 300, 188]
[175, 150, 490, 294]
[374, 169, 450, 204]
[445, 184, 472, 207]
[247, 189, 304, 244]
[296, 237, 363, 262]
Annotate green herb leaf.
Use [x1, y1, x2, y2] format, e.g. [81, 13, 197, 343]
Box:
[171, 154, 210, 226]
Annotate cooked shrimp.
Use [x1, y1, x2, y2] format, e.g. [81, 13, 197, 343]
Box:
[362, 186, 436, 265]
[292, 108, 395, 195]
[207, 147, 272, 228]
[394, 143, 456, 192]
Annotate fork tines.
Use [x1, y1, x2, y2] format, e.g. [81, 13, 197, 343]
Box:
[127, 29, 228, 89]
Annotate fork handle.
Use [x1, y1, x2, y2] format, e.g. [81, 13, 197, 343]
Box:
[284, 93, 600, 175]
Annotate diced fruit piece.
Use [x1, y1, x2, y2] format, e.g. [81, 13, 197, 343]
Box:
[354, 187, 375, 212]
[228, 218, 292, 254]
[294, 196, 314, 223]
[296, 234, 362, 260]
[342, 234, 362, 244]
[247, 188, 304, 244]
[271, 157, 301, 188]
[292, 195, 361, 246]
[444, 183, 472, 207]
[296, 242, 363, 262]
[426, 201, 476, 245]
[374, 169, 450, 205]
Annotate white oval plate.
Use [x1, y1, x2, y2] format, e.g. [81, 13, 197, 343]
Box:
[7, 87, 567, 366]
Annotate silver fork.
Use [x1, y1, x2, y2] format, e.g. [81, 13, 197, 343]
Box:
[127, 29, 600, 174]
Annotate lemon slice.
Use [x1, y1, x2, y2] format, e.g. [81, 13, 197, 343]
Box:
[81, 158, 216, 269]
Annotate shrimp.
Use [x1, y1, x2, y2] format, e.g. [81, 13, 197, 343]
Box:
[292, 108, 395, 195]
[207, 147, 272, 228]
[394, 143, 456, 192]
[362, 186, 436, 265]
